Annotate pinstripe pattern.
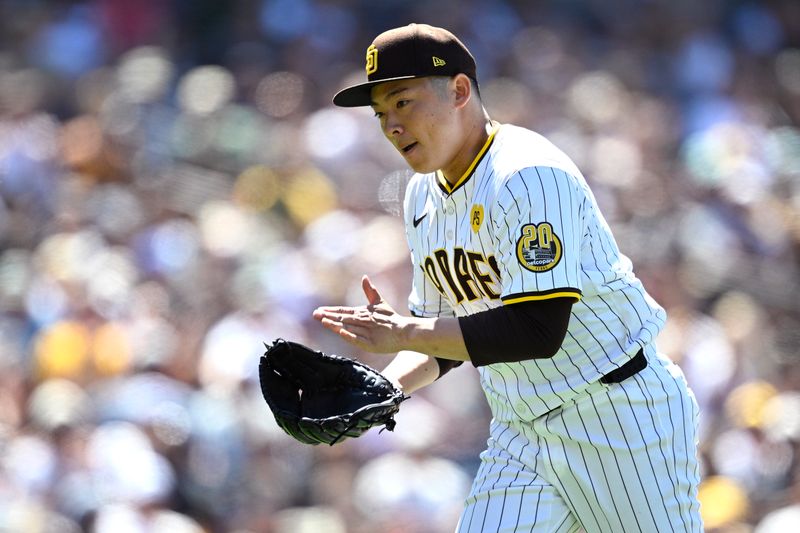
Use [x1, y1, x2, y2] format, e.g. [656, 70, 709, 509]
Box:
[404, 124, 668, 420]
[402, 124, 701, 531]
[456, 349, 701, 533]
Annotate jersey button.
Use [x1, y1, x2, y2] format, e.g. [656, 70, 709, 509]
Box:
[446, 205, 455, 215]
[446, 230, 454, 240]
[515, 402, 531, 416]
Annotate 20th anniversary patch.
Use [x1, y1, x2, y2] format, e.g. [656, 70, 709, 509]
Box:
[516, 222, 562, 272]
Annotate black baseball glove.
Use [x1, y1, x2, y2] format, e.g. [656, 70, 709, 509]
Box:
[259, 338, 407, 446]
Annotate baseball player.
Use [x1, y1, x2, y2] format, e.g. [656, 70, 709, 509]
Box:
[314, 23, 702, 532]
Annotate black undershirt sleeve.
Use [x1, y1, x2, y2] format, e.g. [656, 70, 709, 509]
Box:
[434, 357, 463, 378]
[458, 298, 574, 367]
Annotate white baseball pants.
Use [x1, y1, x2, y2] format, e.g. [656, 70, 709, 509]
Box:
[456, 350, 702, 533]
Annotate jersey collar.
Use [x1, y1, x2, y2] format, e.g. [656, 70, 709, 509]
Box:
[436, 123, 500, 196]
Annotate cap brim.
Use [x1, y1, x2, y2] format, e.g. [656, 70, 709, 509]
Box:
[332, 75, 419, 107]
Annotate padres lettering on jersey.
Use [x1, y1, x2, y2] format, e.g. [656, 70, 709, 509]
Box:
[403, 123, 667, 421]
[421, 248, 501, 304]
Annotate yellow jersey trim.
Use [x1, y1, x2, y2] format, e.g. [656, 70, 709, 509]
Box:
[437, 124, 500, 195]
[502, 291, 582, 305]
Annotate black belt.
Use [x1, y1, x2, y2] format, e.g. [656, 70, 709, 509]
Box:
[599, 349, 647, 384]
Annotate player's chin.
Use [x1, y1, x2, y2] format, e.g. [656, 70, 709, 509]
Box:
[402, 154, 436, 174]
[397, 145, 426, 171]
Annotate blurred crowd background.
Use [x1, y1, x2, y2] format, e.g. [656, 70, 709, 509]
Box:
[0, 0, 798, 532]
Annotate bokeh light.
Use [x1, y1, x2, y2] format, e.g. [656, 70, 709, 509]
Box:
[567, 72, 626, 125]
[177, 66, 236, 116]
[697, 476, 749, 529]
[116, 46, 174, 104]
[233, 164, 280, 211]
[281, 167, 338, 226]
[255, 71, 306, 118]
[303, 108, 359, 159]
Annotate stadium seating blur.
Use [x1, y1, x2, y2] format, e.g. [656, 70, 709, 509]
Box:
[0, 1, 798, 531]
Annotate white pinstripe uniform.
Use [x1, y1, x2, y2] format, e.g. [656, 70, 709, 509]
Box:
[403, 123, 702, 532]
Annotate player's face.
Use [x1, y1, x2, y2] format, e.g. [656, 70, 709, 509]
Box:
[370, 78, 463, 175]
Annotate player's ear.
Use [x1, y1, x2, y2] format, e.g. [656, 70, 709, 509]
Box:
[452, 74, 472, 109]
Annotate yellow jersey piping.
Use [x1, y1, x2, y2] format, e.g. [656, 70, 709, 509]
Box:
[436, 124, 500, 196]
[501, 290, 583, 305]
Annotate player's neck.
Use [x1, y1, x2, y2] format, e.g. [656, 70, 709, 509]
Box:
[439, 118, 494, 186]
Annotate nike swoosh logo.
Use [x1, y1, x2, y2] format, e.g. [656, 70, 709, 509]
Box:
[413, 212, 428, 228]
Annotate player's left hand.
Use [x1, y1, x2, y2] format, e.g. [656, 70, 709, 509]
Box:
[312, 275, 413, 353]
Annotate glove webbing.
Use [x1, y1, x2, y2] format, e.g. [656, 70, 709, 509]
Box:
[329, 408, 402, 446]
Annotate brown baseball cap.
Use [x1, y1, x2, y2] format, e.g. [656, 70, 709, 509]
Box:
[332, 23, 477, 107]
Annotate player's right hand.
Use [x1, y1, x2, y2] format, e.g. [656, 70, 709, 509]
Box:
[312, 275, 414, 354]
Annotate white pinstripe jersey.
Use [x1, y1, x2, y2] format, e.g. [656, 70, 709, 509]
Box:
[403, 123, 667, 421]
